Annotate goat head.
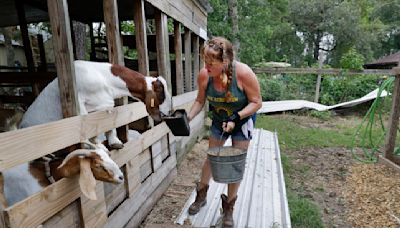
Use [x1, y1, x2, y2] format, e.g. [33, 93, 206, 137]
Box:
[58, 144, 123, 200]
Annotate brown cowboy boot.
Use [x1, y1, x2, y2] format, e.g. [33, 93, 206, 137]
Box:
[221, 194, 237, 228]
[188, 182, 209, 215]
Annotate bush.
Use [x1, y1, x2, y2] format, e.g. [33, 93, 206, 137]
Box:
[258, 76, 284, 101]
[340, 47, 365, 70]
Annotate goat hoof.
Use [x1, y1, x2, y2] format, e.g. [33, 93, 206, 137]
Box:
[110, 143, 124, 150]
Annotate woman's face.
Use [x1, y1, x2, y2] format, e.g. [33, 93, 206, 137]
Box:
[203, 49, 224, 77]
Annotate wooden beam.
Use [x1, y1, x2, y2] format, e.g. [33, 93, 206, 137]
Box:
[104, 0, 124, 65]
[192, 35, 199, 90]
[253, 67, 392, 76]
[37, 34, 47, 72]
[174, 21, 184, 95]
[384, 75, 400, 164]
[133, 0, 149, 75]
[155, 9, 172, 95]
[15, 0, 35, 73]
[0, 72, 56, 83]
[184, 27, 192, 92]
[199, 39, 204, 70]
[104, 0, 128, 143]
[0, 102, 148, 172]
[47, 0, 79, 118]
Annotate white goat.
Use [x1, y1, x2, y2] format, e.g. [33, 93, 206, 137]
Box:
[19, 60, 171, 148]
[1, 142, 123, 207]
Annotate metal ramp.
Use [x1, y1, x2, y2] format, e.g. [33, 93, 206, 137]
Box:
[175, 129, 291, 228]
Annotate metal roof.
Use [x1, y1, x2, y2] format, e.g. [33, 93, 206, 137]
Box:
[364, 51, 400, 69]
[175, 129, 291, 228]
[257, 88, 388, 114]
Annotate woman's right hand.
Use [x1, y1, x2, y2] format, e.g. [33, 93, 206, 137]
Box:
[222, 121, 235, 133]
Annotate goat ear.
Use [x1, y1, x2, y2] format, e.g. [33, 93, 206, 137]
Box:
[58, 149, 92, 170]
[79, 158, 97, 200]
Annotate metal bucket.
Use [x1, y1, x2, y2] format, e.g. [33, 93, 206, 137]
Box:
[207, 147, 247, 183]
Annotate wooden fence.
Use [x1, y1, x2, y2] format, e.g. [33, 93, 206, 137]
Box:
[0, 91, 204, 228]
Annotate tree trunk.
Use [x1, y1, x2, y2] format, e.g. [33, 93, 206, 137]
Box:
[313, 31, 322, 62]
[0, 27, 16, 67]
[228, 0, 240, 60]
[73, 21, 87, 60]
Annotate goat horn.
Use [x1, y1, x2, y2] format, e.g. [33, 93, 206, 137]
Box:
[57, 149, 92, 169]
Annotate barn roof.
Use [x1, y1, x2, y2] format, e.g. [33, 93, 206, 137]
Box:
[0, 0, 209, 27]
[364, 51, 400, 69]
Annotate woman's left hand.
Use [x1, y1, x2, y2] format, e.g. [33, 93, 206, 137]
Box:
[222, 121, 235, 133]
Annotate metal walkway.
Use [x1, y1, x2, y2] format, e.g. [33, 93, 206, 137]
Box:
[175, 129, 291, 228]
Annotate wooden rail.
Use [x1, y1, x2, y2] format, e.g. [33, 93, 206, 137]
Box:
[253, 67, 392, 76]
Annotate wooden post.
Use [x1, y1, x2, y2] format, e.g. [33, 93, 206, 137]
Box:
[184, 27, 192, 92]
[384, 68, 400, 164]
[15, 0, 35, 73]
[47, 0, 79, 118]
[192, 35, 199, 90]
[199, 39, 204, 70]
[37, 34, 47, 72]
[133, 0, 149, 76]
[89, 23, 96, 61]
[155, 9, 172, 95]
[174, 21, 184, 95]
[104, 0, 128, 144]
[314, 56, 323, 103]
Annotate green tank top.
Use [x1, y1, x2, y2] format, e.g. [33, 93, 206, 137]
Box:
[206, 61, 249, 125]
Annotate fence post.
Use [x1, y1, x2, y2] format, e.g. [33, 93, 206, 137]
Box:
[314, 57, 323, 103]
[384, 67, 400, 164]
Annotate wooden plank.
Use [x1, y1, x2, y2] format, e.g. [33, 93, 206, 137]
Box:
[174, 21, 184, 95]
[155, 9, 172, 95]
[103, 0, 128, 143]
[15, 0, 35, 73]
[184, 27, 192, 92]
[4, 177, 81, 228]
[123, 168, 177, 228]
[104, 179, 126, 215]
[192, 35, 200, 90]
[152, 151, 163, 171]
[47, 0, 79, 118]
[0, 95, 34, 104]
[253, 67, 392, 76]
[199, 39, 205, 70]
[0, 102, 148, 172]
[140, 148, 153, 182]
[80, 183, 107, 227]
[145, 0, 207, 37]
[104, 151, 177, 228]
[172, 90, 197, 108]
[160, 134, 170, 161]
[104, 0, 124, 65]
[133, 0, 149, 75]
[0, 72, 56, 83]
[126, 158, 141, 197]
[41, 201, 81, 228]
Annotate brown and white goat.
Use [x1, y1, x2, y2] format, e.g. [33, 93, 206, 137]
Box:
[0, 108, 24, 132]
[19, 60, 171, 148]
[0, 142, 123, 207]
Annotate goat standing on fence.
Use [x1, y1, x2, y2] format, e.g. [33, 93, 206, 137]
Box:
[19, 60, 171, 148]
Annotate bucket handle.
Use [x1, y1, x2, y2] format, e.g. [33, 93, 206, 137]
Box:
[216, 131, 226, 157]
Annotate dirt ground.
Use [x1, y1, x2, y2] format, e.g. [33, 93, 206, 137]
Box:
[141, 115, 400, 227]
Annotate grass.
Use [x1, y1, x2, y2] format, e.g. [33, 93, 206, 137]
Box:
[255, 113, 359, 228]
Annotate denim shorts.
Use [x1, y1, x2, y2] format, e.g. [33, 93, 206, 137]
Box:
[210, 121, 252, 141]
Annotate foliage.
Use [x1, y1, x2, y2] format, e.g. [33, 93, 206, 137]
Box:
[339, 47, 365, 70]
[257, 75, 284, 101]
[287, 192, 324, 228]
[319, 75, 379, 105]
[309, 110, 332, 120]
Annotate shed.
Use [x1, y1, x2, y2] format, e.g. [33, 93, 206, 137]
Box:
[0, 0, 208, 227]
[363, 51, 400, 69]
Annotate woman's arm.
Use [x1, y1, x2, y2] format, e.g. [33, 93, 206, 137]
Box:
[237, 63, 262, 119]
[188, 68, 209, 121]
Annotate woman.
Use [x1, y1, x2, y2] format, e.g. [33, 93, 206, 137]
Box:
[187, 37, 262, 227]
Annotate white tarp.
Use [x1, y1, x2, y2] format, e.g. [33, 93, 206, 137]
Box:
[257, 88, 388, 113]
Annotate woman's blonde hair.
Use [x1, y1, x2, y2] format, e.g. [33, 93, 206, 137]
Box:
[201, 37, 235, 97]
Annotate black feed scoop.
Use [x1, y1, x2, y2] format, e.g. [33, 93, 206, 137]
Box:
[162, 109, 190, 136]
